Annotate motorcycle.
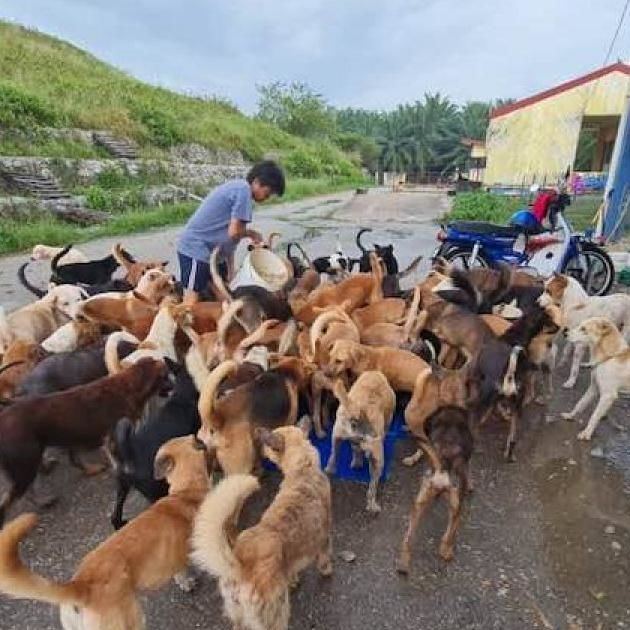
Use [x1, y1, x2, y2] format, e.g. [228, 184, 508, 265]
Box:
[434, 189, 615, 296]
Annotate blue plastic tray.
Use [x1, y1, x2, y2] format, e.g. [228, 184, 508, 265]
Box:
[264, 407, 409, 483]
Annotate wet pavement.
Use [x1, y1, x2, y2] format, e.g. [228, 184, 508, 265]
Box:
[1, 189, 629, 629]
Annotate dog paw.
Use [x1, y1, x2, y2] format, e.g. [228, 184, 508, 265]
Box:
[396, 553, 411, 575]
[366, 501, 381, 514]
[439, 543, 454, 562]
[534, 396, 546, 406]
[577, 430, 592, 441]
[561, 412, 574, 421]
[562, 380, 576, 389]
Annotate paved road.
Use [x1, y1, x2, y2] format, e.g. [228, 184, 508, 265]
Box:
[1, 189, 629, 630]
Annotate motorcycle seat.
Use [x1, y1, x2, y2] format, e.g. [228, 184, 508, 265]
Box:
[448, 221, 530, 237]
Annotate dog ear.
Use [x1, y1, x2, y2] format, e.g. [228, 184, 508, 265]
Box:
[256, 428, 285, 453]
[153, 453, 174, 480]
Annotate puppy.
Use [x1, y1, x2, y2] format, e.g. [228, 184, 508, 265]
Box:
[0, 285, 87, 353]
[326, 339, 428, 393]
[0, 435, 212, 630]
[31, 243, 88, 264]
[397, 406, 474, 572]
[561, 317, 630, 440]
[0, 358, 170, 525]
[539, 273, 630, 388]
[326, 371, 395, 512]
[192, 425, 332, 630]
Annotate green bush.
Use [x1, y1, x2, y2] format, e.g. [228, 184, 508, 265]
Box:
[133, 104, 183, 148]
[446, 192, 524, 223]
[0, 83, 61, 128]
[95, 166, 132, 189]
[282, 147, 323, 178]
[85, 184, 145, 212]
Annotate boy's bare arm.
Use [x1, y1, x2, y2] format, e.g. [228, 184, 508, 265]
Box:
[228, 218, 262, 243]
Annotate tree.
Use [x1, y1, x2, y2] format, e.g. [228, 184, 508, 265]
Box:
[256, 81, 336, 139]
[335, 131, 380, 171]
[376, 114, 413, 173]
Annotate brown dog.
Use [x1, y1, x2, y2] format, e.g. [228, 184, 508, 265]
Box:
[0, 435, 212, 630]
[326, 339, 428, 393]
[112, 243, 168, 286]
[197, 357, 313, 474]
[0, 358, 170, 525]
[192, 425, 332, 630]
[0, 341, 42, 399]
[397, 405, 474, 573]
[326, 371, 396, 512]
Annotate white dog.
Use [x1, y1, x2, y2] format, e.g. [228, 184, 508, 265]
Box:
[538, 273, 630, 388]
[30, 244, 88, 264]
[561, 317, 630, 440]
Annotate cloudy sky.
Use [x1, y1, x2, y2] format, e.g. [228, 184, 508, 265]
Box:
[2, 0, 629, 113]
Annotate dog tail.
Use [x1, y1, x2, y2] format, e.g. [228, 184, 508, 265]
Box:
[501, 345, 522, 397]
[402, 286, 422, 342]
[278, 318, 298, 355]
[216, 299, 245, 355]
[17, 263, 46, 298]
[486, 263, 513, 308]
[104, 331, 140, 374]
[0, 307, 12, 348]
[210, 246, 232, 302]
[50, 245, 72, 274]
[355, 227, 372, 255]
[197, 360, 238, 427]
[396, 254, 423, 281]
[0, 513, 85, 606]
[111, 243, 134, 271]
[287, 242, 313, 269]
[448, 269, 482, 311]
[192, 474, 260, 581]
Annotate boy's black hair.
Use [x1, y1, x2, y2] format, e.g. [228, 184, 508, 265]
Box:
[247, 160, 286, 197]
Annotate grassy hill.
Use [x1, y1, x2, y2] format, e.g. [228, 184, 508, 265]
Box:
[0, 21, 358, 176]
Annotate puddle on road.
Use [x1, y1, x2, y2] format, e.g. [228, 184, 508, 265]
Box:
[530, 429, 630, 625]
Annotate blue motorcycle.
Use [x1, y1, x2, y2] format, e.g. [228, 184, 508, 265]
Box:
[434, 192, 614, 296]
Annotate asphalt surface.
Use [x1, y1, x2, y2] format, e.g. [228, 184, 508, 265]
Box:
[1, 189, 629, 629]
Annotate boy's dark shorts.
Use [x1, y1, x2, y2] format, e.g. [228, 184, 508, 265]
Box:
[177, 251, 229, 296]
[178, 252, 211, 293]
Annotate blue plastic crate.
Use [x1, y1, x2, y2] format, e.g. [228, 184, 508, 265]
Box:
[263, 399, 410, 483]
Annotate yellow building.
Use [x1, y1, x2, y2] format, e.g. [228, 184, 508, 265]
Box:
[484, 62, 630, 186]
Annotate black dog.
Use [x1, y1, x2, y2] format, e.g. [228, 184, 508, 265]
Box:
[351, 228, 399, 275]
[18, 262, 133, 298]
[49, 244, 133, 286]
[110, 367, 201, 529]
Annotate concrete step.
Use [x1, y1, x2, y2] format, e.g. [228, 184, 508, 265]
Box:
[92, 132, 138, 159]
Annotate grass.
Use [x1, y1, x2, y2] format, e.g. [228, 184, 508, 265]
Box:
[0, 176, 367, 255]
[0, 135, 107, 159]
[0, 21, 359, 178]
[566, 195, 601, 232]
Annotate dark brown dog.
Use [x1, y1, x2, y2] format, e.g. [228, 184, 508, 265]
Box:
[397, 405, 474, 573]
[0, 358, 170, 525]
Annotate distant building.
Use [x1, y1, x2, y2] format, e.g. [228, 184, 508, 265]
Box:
[461, 138, 487, 182]
[484, 62, 630, 187]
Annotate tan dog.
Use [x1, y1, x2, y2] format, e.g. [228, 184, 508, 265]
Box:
[351, 297, 406, 329]
[31, 244, 88, 264]
[326, 339, 428, 393]
[292, 253, 384, 324]
[0, 285, 87, 353]
[104, 300, 190, 373]
[0, 435, 212, 630]
[0, 341, 42, 399]
[192, 425, 332, 630]
[40, 318, 103, 353]
[112, 243, 168, 286]
[562, 317, 630, 440]
[326, 371, 395, 512]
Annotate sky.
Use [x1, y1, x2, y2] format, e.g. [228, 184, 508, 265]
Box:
[2, 0, 629, 114]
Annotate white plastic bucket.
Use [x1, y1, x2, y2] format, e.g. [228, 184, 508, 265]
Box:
[230, 248, 290, 292]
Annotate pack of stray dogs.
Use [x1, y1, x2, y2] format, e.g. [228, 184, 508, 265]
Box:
[0, 230, 626, 630]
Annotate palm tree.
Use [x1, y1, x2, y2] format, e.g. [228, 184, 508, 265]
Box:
[376, 114, 413, 174]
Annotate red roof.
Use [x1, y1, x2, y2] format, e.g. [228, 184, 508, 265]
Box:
[490, 62, 630, 119]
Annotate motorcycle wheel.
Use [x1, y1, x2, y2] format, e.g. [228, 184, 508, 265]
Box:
[564, 242, 614, 296]
[442, 247, 490, 270]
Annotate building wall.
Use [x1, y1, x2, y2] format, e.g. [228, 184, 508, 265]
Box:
[484, 71, 630, 185]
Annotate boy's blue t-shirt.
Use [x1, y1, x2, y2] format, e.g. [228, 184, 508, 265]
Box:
[177, 179, 253, 261]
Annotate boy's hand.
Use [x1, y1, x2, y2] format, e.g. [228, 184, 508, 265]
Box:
[246, 229, 263, 243]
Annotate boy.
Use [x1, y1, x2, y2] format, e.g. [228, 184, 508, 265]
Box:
[177, 160, 285, 299]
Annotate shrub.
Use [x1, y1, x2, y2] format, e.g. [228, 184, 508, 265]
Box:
[446, 192, 524, 223]
[282, 147, 323, 178]
[95, 166, 132, 189]
[133, 104, 183, 148]
[0, 83, 61, 128]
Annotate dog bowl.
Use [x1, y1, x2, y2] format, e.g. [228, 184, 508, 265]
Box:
[230, 248, 290, 292]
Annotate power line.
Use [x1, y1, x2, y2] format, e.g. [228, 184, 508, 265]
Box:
[603, 0, 630, 65]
